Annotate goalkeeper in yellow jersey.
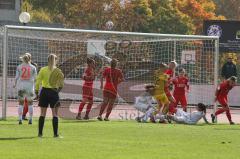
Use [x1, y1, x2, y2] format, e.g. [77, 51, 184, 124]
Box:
[153, 63, 170, 123]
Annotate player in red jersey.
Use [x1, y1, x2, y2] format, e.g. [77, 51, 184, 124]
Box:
[164, 60, 177, 94]
[169, 68, 189, 113]
[165, 61, 178, 81]
[164, 61, 177, 112]
[211, 76, 237, 125]
[76, 58, 96, 120]
[97, 59, 124, 121]
[164, 61, 177, 79]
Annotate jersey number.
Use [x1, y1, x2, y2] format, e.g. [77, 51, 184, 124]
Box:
[21, 66, 31, 80]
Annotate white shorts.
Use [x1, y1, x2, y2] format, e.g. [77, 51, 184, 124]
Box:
[18, 89, 34, 101]
[17, 81, 34, 93]
[17, 81, 35, 101]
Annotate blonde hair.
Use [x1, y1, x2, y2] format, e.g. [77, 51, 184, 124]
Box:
[20, 54, 30, 64]
[48, 54, 57, 70]
[25, 53, 32, 60]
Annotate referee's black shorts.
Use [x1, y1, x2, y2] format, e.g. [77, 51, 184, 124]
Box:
[38, 87, 60, 108]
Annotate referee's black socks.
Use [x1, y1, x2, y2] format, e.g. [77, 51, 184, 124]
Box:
[52, 117, 58, 136]
[38, 116, 45, 136]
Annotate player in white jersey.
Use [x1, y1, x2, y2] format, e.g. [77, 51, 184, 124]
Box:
[134, 84, 157, 122]
[13, 54, 37, 125]
[22, 53, 38, 120]
[167, 103, 209, 125]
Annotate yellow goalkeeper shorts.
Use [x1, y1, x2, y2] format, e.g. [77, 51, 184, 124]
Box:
[154, 93, 169, 105]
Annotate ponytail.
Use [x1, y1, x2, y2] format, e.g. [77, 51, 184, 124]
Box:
[48, 54, 57, 70]
[20, 54, 30, 64]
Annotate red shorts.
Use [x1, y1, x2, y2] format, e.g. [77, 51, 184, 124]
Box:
[217, 96, 228, 107]
[82, 85, 93, 101]
[103, 90, 117, 99]
[173, 94, 187, 108]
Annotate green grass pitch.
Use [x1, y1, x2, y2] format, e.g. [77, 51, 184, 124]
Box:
[0, 119, 239, 159]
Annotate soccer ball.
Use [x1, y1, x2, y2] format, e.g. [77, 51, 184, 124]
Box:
[106, 20, 114, 30]
[19, 12, 31, 24]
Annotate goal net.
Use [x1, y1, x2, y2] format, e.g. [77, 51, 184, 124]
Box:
[0, 26, 219, 119]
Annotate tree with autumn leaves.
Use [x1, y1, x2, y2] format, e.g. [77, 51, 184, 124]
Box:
[214, 0, 240, 20]
[24, 0, 224, 34]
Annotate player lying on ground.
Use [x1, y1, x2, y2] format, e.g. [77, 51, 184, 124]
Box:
[35, 54, 64, 138]
[76, 58, 96, 120]
[167, 103, 209, 125]
[211, 76, 237, 125]
[22, 53, 38, 120]
[137, 102, 170, 123]
[97, 59, 124, 121]
[13, 54, 37, 125]
[134, 84, 156, 122]
[153, 63, 170, 123]
[169, 68, 189, 113]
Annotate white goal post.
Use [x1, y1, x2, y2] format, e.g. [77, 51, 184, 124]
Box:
[0, 25, 219, 120]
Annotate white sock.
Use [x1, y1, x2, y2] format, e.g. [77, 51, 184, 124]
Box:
[28, 105, 33, 121]
[18, 105, 23, 121]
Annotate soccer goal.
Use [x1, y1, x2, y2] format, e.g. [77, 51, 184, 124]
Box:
[0, 25, 219, 119]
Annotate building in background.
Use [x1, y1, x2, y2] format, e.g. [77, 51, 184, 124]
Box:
[0, 0, 21, 25]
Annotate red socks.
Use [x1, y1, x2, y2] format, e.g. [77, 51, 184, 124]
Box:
[226, 110, 232, 122]
[105, 104, 113, 118]
[99, 103, 107, 116]
[85, 103, 93, 116]
[78, 102, 85, 113]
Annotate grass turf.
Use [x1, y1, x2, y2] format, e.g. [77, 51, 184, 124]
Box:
[0, 119, 240, 159]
